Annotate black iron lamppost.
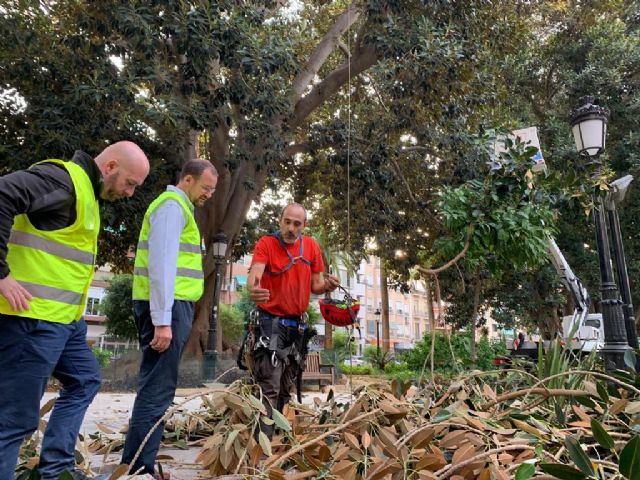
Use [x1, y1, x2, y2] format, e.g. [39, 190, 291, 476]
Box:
[203, 232, 228, 381]
[374, 308, 381, 357]
[571, 96, 630, 370]
[605, 175, 639, 353]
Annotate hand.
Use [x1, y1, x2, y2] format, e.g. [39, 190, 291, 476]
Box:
[0, 274, 32, 311]
[150, 326, 172, 352]
[324, 274, 340, 293]
[249, 277, 270, 304]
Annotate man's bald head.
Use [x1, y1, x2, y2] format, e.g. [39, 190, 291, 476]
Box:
[94, 141, 150, 200]
[278, 203, 307, 244]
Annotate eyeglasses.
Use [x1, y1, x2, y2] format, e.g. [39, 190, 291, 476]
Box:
[201, 185, 216, 194]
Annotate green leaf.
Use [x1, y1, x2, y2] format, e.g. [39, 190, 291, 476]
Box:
[575, 396, 596, 409]
[258, 431, 272, 457]
[515, 463, 536, 480]
[433, 408, 452, 422]
[625, 349, 637, 370]
[591, 418, 615, 450]
[620, 436, 640, 480]
[272, 409, 292, 433]
[596, 381, 609, 403]
[56, 473, 74, 480]
[564, 435, 594, 476]
[539, 463, 588, 480]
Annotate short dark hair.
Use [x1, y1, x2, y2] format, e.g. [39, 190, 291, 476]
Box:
[179, 159, 217, 180]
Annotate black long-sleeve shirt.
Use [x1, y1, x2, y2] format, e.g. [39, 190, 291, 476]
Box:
[0, 151, 102, 279]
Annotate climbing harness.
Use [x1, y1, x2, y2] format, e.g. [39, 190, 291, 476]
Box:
[265, 232, 311, 276]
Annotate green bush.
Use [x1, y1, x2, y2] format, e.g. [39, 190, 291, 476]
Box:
[340, 364, 374, 375]
[220, 303, 245, 347]
[92, 347, 113, 368]
[404, 331, 507, 374]
[362, 344, 393, 370]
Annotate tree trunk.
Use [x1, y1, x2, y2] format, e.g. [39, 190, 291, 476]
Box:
[380, 262, 390, 353]
[425, 276, 435, 376]
[181, 4, 382, 356]
[469, 278, 481, 366]
[324, 322, 333, 349]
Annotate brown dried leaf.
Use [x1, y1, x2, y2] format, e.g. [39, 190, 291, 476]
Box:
[94, 422, 116, 434]
[39, 397, 56, 417]
[610, 397, 628, 415]
[362, 430, 372, 449]
[344, 431, 361, 450]
[108, 464, 130, 480]
[511, 419, 545, 438]
[416, 454, 446, 472]
[452, 443, 476, 466]
[482, 384, 497, 401]
[572, 405, 592, 422]
[439, 430, 467, 449]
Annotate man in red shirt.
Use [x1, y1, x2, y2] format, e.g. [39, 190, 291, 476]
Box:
[247, 203, 339, 438]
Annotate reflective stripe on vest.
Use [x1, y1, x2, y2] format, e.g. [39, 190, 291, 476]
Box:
[0, 160, 99, 323]
[132, 190, 204, 301]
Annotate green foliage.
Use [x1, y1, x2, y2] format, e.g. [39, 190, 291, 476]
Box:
[404, 331, 507, 374]
[103, 274, 137, 341]
[362, 344, 393, 370]
[436, 134, 556, 275]
[219, 303, 245, 347]
[91, 347, 113, 368]
[321, 330, 357, 366]
[339, 364, 374, 375]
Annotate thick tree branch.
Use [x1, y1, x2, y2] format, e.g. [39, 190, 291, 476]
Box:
[416, 233, 472, 275]
[289, 44, 379, 129]
[291, 2, 361, 101]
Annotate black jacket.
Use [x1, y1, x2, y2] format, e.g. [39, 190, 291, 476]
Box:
[0, 151, 102, 279]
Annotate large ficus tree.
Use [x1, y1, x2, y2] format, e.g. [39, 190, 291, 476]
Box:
[0, 0, 547, 355]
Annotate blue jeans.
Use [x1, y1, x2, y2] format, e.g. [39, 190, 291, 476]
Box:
[0, 315, 101, 480]
[121, 300, 193, 475]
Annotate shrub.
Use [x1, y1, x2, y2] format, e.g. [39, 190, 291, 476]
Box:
[340, 364, 374, 375]
[404, 331, 507, 374]
[92, 347, 113, 368]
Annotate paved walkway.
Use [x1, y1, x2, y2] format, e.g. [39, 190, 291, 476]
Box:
[40, 386, 348, 479]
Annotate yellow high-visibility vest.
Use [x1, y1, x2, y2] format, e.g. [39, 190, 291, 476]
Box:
[132, 190, 204, 301]
[0, 160, 99, 323]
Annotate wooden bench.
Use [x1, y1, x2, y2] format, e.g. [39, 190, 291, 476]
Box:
[302, 352, 335, 388]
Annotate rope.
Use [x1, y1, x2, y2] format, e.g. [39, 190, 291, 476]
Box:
[346, 2, 354, 403]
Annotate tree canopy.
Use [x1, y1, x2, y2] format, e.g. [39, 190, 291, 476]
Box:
[2, 0, 640, 348]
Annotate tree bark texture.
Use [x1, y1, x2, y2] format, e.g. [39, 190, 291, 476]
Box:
[184, 3, 377, 356]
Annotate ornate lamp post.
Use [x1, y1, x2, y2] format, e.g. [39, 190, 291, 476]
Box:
[605, 175, 639, 354]
[203, 232, 228, 381]
[570, 96, 630, 370]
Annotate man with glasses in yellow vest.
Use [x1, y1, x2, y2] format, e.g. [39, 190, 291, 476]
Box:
[121, 159, 217, 478]
[0, 141, 150, 480]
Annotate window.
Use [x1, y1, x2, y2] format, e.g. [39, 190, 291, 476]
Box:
[396, 301, 403, 314]
[85, 297, 101, 316]
[367, 320, 375, 335]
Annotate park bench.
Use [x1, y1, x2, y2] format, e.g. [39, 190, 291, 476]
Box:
[302, 352, 335, 388]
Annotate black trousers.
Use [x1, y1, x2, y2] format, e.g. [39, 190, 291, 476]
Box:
[251, 313, 300, 439]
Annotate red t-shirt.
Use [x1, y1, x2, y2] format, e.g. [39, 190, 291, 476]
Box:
[251, 235, 325, 316]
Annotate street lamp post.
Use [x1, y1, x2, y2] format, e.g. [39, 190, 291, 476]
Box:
[203, 232, 228, 382]
[571, 96, 630, 370]
[374, 308, 381, 357]
[605, 175, 639, 353]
